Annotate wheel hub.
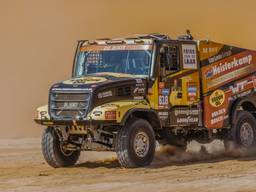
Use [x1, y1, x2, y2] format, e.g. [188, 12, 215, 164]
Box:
[60, 143, 74, 156]
[240, 122, 254, 147]
[134, 131, 150, 157]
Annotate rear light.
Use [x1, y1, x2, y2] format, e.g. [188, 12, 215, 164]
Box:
[105, 111, 116, 120]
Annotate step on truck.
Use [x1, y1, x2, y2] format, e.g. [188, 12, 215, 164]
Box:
[35, 32, 256, 168]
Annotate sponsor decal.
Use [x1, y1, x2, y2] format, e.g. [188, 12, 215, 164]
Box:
[230, 80, 248, 94]
[177, 117, 199, 123]
[210, 108, 227, 125]
[187, 83, 197, 101]
[231, 90, 252, 100]
[209, 89, 225, 107]
[202, 47, 218, 54]
[159, 82, 165, 89]
[170, 108, 199, 125]
[162, 88, 170, 96]
[206, 54, 252, 79]
[81, 44, 152, 52]
[63, 102, 79, 109]
[98, 90, 113, 99]
[135, 79, 143, 84]
[105, 111, 116, 120]
[182, 44, 197, 69]
[174, 109, 199, 116]
[39, 111, 47, 119]
[158, 111, 169, 120]
[208, 50, 232, 64]
[158, 95, 168, 108]
[206, 69, 214, 78]
[63, 77, 107, 85]
[133, 87, 145, 94]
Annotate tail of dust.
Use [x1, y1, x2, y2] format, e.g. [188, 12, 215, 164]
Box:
[152, 140, 256, 167]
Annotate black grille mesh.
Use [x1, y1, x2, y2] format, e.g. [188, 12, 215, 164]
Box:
[50, 91, 90, 119]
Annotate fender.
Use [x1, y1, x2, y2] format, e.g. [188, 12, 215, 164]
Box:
[35, 105, 50, 122]
[87, 100, 151, 123]
[228, 94, 256, 125]
[120, 108, 160, 127]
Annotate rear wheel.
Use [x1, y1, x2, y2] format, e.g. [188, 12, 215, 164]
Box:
[42, 127, 80, 168]
[225, 111, 256, 151]
[115, 118, 156, 168]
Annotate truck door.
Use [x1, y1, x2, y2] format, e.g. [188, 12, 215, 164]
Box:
[158, 41, 202, 127]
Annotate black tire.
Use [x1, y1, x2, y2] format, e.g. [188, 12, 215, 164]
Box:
[115, 118, 156, 168]
[41, 127, 80, 168]
[224, 111, 256, 151]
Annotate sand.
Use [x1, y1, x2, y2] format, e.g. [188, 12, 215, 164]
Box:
[1, 138, 256, 192]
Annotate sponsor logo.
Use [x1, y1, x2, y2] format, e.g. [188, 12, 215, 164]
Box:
[158, 111, 169, 120]
[182, 44, 197, 69]
[229, 80, 248, 94]
[162, 88, 170, 96]
[63, 77, 107, 85]
[206, 69, 213, 78]
[177, 117, 198, 123]
[135, 79, 143, 84]
[202, 47, 218, 54]
[105, 111, 116, 120]
[174, 109, 199, 116]
[208, 50, 232, 64]
[188, 86, 197, 96]
[159, 82, 165, 89]
[98, 90, 113, 99]
[206, 54, 252, 79]
[133, 87, 145, 94]
[63, 102, 79, 109]
[210, 108, 226, 125]
[209, 89, 225, 107]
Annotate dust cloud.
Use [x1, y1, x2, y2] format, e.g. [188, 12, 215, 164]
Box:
[81, 140, 256, 167]
[1, 0, 256, 138]
[153, 140, 256, 167]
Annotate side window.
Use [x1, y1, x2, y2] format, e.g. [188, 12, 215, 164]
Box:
[160, 44, 179, 76]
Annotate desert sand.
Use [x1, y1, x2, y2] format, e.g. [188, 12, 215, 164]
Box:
[1, 138, 256, 192]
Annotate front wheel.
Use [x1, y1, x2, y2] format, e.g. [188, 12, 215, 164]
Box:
[41, 127, 80, 168]
[115, 118, 156, 168]
[225, 111, 256, 151]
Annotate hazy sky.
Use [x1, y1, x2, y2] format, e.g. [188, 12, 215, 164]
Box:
[0, 0, 255, 138]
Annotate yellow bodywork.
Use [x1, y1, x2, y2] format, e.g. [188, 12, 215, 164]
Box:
[169, 71, 200, 106]
[35, 105, 50, 120]
[147, 71, 200, 109]
[87, 100, 150, 122]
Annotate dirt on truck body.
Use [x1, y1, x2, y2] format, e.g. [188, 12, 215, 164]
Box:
[35, 32, 256, 168]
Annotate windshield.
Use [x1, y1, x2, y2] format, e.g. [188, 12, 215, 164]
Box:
[74, 44, 152, 77]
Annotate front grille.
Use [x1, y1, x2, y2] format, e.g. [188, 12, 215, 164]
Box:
[50, 90, 91, 120]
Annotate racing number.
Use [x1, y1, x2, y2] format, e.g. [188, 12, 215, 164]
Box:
[159, 95, 168, 105]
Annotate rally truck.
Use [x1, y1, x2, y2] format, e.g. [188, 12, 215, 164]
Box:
[35, 33, 256, 168]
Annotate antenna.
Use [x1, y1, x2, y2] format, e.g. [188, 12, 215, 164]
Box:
[177, 30, 194, 40]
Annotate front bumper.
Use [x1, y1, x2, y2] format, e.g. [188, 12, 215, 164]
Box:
[34, 119, 117, 126]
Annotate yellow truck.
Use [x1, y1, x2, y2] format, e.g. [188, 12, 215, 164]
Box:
[35, 33, 256, 168]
